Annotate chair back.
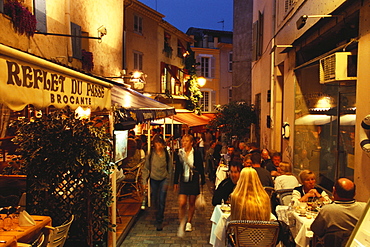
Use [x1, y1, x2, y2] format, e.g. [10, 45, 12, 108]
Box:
[275, 189, 293, 206]
[46, 215, 74, 247]
[227, 220, 280, 247]
[264, 187, 275, 198]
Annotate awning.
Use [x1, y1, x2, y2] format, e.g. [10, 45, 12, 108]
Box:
[172, 112, 215, 127]
[111, 85, 175, 123]
[295, 114, 356, 126]
[0, 44, 112, 111]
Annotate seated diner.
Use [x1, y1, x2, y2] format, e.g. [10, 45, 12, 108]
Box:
[292, 169, 331, 204]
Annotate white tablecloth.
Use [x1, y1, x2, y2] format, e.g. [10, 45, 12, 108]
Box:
[276, 205, 315, 247]
[210, 205, 230, 247]
[215, 165, 228, 189]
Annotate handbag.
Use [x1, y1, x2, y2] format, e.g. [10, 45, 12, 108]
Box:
[195, 188, 206, 211]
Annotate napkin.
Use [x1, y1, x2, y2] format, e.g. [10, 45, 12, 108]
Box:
[18, 210, 36, 226]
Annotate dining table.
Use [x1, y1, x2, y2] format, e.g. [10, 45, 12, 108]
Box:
[0, 214, 51, 247]
[276, 205, 316, 247]
[209, 204, 231, 247]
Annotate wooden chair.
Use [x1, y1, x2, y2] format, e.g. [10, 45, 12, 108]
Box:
[45, 215, 74, 247]
[275, 189, 294, 206]
[226, 220, 280, 247]
[117, 161, 145, 200]
[17, 232, 45, 247]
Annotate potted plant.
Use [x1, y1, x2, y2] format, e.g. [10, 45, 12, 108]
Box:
[11, 107, 115, 246]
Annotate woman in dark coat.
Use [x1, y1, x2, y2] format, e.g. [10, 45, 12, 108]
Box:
[174, 134, 205, 237]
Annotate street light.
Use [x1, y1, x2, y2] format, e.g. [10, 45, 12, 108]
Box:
[197, 76, 206, 87]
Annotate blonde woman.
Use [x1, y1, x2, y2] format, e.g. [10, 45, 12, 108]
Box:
[230, 167, 274, 221]
[174, 134, 205, 237]
[274, 162, 300, 190]
[292, 169, 331, 203]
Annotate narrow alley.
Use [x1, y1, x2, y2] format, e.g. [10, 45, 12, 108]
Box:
[121, 180, 215, 247]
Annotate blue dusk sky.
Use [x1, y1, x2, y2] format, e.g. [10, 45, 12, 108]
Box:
[138, 0, 233, 33]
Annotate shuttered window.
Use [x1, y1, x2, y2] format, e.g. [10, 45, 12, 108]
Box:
[34, 0, 47, 32]
[133, 51, 143, 71]
[134, 15, 143, 34]
[71, 22, 82, 59]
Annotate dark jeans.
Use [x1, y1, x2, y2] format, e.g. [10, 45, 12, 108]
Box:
[150, 178, 168, 223]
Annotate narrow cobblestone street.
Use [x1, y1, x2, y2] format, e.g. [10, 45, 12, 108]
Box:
[121, 179, 215, 247]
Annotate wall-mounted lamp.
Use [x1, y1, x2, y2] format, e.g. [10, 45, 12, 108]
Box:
[197, 76, 206, 87]
[296, 15, 335, 30]
[97, 25, 107, 38]
[270, 45, 294, 54]
[34, 25, 107, 41]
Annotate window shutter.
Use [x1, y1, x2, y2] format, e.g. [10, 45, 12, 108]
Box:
[0, 1, 4, 13]
[35, 0, 47, 32]
[210, 56, 215, 78]
[71, 22, 82, 60]
[196, 55, 201, 77]
[211, 90, 216, 111]
[252, 21, 258, 61]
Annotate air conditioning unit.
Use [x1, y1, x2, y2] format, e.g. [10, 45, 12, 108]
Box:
[319, 52, 357, 84]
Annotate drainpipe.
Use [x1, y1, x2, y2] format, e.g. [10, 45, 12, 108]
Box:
[270, 38, 275, 148]
[65, 0, 72, 61]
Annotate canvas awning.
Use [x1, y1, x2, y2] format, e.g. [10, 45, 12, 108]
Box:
[111, 85, 176, 123]
[172, 112, 215, 127]
[0, 44, 112, 111]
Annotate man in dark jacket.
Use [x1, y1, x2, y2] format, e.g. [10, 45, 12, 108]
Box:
[212, 161, 243, 206]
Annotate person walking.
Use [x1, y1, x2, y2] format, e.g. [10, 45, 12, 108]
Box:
[174, 134, 205, 237]
[142, 136, 172, 231]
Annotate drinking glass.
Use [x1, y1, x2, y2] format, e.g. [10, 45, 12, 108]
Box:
[3, 207, 13, 231]
[0, 207, 3, 230]
[298, 202, 307, 216]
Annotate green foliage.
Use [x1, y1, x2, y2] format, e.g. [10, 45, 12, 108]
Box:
[11, 108, 114, 246]
[208, 101, 257, 140]
[184, 46, 203, 114]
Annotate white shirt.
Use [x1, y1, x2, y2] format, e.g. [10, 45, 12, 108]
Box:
[274, 174, 300, 190]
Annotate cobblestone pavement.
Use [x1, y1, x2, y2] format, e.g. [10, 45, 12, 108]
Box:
[121, 179, 216, 247]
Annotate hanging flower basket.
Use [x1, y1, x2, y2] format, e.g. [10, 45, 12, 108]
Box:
[4, 0, 37, 37]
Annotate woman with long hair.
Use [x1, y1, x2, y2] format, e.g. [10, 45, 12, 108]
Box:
[230, 167, 272, 221]
[174, 134, 205, 237]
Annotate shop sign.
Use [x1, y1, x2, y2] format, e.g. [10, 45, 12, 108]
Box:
[0, 58, 111, 111]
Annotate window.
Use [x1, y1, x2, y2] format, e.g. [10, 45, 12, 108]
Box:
[34, 0, 46, 32]
[133, 51, 143, 71]
[200, 90, 215, 112]
[71, 22, 82, 59]
[197, 54, 214, 78]
[284, 0, 296, 13]
[177, 40, 186, 58]
[0, 1, 3, 13]
[201, 91, 209, 112]
[160, 63, 183, 95]
[163, 32, 173, 58]
[201, 57, 210, 77]
[228, 52, 233, 72]
[252, 11, 264, 61]
[134, 15, 143, 34]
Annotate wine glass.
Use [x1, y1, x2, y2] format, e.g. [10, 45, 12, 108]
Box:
[298, 202, 307, 216]
[0, 207, 4, 229]
[3, 206, 13, 231]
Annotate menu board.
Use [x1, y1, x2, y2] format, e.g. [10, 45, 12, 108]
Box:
[346, 199, 370, 247]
